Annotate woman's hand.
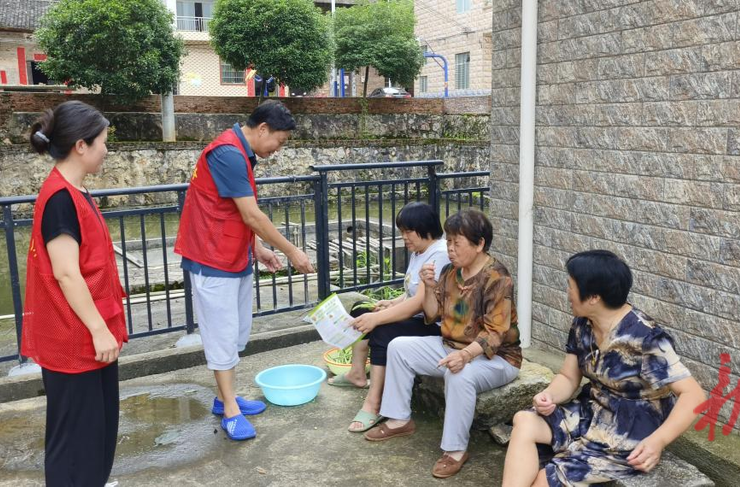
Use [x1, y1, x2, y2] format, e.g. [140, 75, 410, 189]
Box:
[532, 391, 557, 416]
[438, 350, 468, 374]
[373, 299, 394, 311]
[352, 312, 381, 334]
[627, 435, 665, 472]
[91, 327, 119, 363]
[419, 263, 437, 289]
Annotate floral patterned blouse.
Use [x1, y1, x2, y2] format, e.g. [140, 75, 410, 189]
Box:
[427, 256, 522, 368]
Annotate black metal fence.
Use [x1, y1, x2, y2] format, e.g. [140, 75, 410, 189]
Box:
[0, 161, 489, 365]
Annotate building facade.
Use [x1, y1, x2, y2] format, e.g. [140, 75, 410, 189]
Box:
[0, 0, 383, 98]
[415, 0, 493, 97]
[164, 0, 386, 97]
[0, 0, 57, 87]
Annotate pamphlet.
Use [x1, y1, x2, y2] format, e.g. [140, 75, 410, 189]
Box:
[304, 294, 364, 349]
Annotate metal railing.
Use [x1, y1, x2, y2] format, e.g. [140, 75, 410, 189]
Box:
[176, 16, 212, 32]
[0, 161, 489, 364]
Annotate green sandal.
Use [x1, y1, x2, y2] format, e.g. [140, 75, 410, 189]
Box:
[348, 410, 382, 433]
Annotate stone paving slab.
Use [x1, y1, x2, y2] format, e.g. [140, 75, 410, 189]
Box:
[0, 341, 506, 487]
[604, 451, 714, 487]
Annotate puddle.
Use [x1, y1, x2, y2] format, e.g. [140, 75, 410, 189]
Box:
[115, 391, 210, 459]
[0, 383, 226, 477]
[0, 411, 45, 471]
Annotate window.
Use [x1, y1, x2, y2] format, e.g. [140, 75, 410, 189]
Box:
[456, 0, 472, 14]
[177, 1, 214, 31]
[422, 45, 429, 65]
[420, 76, 428, 93]
[220, 60, 244, 85]
[455, 52, 470, 90]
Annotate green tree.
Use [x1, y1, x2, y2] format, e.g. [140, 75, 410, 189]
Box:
[210, 0, 333, 95]
[335, 0, 423, 96]
[36, 0, 184, 103]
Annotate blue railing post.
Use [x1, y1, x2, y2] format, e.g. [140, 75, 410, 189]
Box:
[177, 190, 196, 335]
[313, 173, 331, 299]
[3, 205, 25, 364]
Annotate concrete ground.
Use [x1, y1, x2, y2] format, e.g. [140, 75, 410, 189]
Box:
[0, 341, 507, 486]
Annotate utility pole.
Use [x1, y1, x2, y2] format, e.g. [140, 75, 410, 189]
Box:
[330, 0, 336, 97]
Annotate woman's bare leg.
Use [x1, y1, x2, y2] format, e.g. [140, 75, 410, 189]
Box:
[328, 340, 369, 387]
[349, 365, 386, 430]
[502, 411, 553, 487]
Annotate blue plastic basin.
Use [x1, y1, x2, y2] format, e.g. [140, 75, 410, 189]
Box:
[255, 364, 327, 406]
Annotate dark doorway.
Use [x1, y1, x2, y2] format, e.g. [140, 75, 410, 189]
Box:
[28, 61, 50, 85]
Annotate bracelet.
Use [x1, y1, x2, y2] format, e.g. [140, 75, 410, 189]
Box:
[461, 348, 473, 362]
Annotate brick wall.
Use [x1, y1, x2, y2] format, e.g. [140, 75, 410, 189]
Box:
[490, 1, 740, 431]
[0, 93, 491, 142]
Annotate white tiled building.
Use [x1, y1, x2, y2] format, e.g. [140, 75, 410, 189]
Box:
[415, 0, 493, 97]
[164, 0, 386, 97]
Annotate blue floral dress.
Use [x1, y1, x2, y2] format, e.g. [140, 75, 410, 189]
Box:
[542, 308, 692, 487]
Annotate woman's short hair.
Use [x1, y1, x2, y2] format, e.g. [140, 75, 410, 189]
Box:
[566, 250, 632, 309]
[29, 101, 109, 160]
[395, 202, 443, 240]
[246, 100, 296, 131]
[443, 208, 493, 252]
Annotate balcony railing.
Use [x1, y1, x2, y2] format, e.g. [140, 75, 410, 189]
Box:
[176, 16, 211, 33]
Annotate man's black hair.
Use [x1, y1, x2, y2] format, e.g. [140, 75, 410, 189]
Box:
[246, 100, 296, 131]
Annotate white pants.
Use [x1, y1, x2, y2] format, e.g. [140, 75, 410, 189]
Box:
[379, 335, 519, 451]
[190, 272, 253, 370]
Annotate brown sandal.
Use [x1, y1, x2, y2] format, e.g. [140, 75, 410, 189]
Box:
[432, 452, 469, 478]
[363, 419, 416, 441]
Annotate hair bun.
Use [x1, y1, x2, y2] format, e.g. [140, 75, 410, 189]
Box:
[29, 108, 55, 155]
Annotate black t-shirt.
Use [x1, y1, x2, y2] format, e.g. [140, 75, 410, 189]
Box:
[41, 189, 98, 245]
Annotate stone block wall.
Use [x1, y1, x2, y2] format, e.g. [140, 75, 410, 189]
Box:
[490, 1, 740, 431]
[0, 139, 489, 205]
[0, 92, 491, 143]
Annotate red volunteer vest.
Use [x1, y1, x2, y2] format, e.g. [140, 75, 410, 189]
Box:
[174, 129, 258, 272]
[22, 167, 128, 373]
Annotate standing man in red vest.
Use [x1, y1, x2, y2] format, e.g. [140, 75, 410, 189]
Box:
[175, 100, 314, 441]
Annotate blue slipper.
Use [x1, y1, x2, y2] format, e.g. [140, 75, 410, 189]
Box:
[212, 396, 267, 416]
[221, 414, 256, 441]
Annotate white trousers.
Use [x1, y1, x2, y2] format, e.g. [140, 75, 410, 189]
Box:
[379, 335, 519, 451]
[190, 272, 254, 370]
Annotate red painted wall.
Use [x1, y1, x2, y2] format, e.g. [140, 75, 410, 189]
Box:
[16, 47, 27, 85]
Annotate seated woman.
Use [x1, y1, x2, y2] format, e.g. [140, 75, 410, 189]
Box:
[364, 208, 521, 479]
[502, 250, 706, 487]
[327, 202, 450, 432]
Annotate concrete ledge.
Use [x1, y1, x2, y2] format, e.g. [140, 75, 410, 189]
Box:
[668, 429, 740, 487]
[604, 451, 714, 487]
[412, 359, 554, 429]
[0, 324, 321, 403]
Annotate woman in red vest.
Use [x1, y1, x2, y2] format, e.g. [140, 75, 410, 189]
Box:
[23, 101, 127, 487]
